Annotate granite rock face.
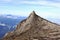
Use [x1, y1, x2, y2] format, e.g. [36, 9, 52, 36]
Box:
[3, 11, 60, 40]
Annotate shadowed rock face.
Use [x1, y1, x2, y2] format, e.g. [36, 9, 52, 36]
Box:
[3, 11, 60, 40]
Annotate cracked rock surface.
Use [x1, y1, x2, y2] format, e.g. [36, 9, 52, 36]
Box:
[3, 11, 60, 40]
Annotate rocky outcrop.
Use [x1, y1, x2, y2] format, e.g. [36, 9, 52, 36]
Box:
[3, 11, 60, 40]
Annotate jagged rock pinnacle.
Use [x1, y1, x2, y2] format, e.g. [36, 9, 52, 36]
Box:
[3, 11, 60, 40]
[26, 11, 39, 24]
[28, 11, 38, 20]
[31, 11, 36, 15]
[30, 11, 37, 16]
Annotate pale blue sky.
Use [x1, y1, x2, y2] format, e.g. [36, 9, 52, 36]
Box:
[0, 0, 60, 18]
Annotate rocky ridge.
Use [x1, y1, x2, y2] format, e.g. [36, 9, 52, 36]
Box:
[3, 11, 60, 40]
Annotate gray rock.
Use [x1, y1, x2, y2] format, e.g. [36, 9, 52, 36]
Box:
[3, 11, 60, 40]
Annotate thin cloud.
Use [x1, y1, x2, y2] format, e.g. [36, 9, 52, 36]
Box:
[0, 0, 60, 8]
[18, 1, 60, 8]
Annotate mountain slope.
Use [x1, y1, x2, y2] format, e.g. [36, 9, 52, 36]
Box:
[3, 11, 60, 40]
[0, 15, 26, 38]
[0, 25, 9, 38]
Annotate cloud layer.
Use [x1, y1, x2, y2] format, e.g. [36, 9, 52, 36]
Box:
[0, 0, 60, 8]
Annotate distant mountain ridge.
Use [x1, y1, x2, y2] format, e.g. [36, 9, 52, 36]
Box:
[3, 11, 60, 40]
[0, 15, 26, 38]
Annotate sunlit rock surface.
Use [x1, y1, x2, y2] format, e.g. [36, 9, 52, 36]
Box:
[3, 11, 60, 40]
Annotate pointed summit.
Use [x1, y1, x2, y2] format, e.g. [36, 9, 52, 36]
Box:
[28, 11, 38, 19]
[27, 11, 39, 23]
[30, 11, 37, 16]
[31, 11, 36, 15]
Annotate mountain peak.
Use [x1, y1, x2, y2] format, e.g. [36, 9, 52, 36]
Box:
[28, 11, 38, 19]
[3, 11, 60, 40]
[26, 11, 39, 23]
[31, 11, 36, 14]
[30, 11, 37, 16]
